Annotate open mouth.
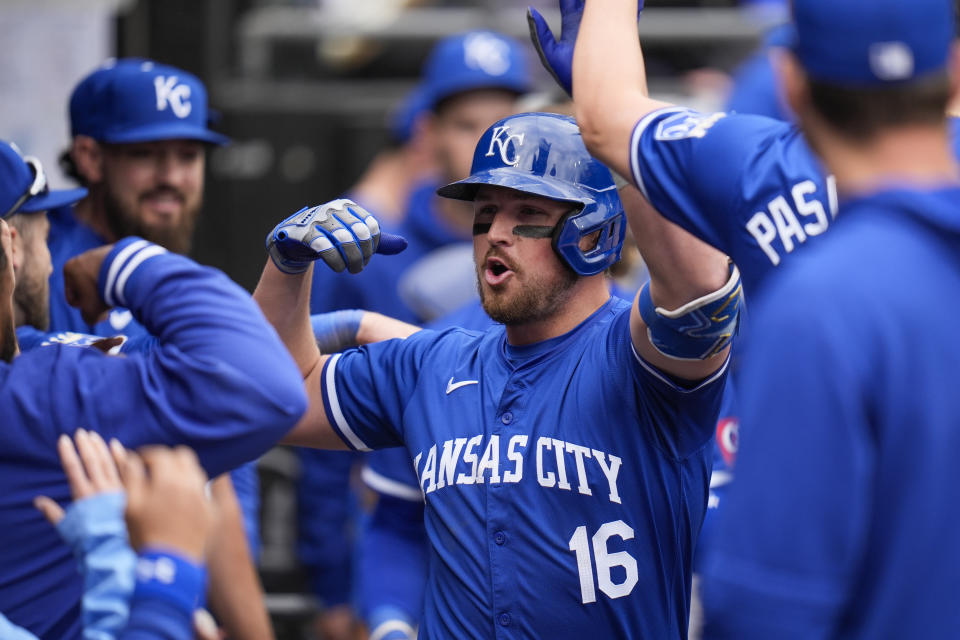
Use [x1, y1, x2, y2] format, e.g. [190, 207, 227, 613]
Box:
[484, 257, 514, 286]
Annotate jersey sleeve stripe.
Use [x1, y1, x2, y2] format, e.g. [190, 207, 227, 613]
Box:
[630, 341, 730, 393]
[322, 353, 372, 452]
[629, 106, 688, 203]
[113, 245, 167, 307]
[361, 465, 423, 502]
[103, 239, 150, 307]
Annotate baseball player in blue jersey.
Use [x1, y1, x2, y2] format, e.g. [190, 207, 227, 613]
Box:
[297, 32, 532, 636]
[257, 112, 743, 638]
[51, 58, 228, 338]
[0, 139, 307, 639]
[547, 0, 960, 635]
[700, 0, 960, 635]
[50, 58, 268, 614]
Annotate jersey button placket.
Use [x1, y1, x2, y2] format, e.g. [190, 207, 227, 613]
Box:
[498, 612, 512, 627]
[494, 530, 507, 545]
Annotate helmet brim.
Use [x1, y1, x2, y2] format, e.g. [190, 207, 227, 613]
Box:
[437, 167, 597, 206]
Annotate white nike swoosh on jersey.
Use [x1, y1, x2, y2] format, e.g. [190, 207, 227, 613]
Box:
[446, 377, 479, 394]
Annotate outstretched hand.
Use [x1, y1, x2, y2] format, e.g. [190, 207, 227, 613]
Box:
[266, 199, 406, 275]
[527, 0, 644, 96]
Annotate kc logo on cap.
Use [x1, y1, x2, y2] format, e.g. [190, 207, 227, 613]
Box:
[154, 76, 192, 119]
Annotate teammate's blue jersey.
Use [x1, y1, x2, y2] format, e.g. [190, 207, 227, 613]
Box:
[630, 107, 960, 298]
[309, 182, 472, 323]
[0, 238, 306, 639]
[323, 297, 728, 639]
[47, 205, 150, 339]
[702, 186, 960, 638]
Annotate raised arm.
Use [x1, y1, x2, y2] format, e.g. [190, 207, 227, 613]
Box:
[252, 200, 406, 449]
[57, 237, 308, 477]
[622, 185, 738, 381]
[573, 0, 671, 178]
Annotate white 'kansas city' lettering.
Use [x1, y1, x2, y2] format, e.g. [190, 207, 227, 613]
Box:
[413, 434, 623, 504]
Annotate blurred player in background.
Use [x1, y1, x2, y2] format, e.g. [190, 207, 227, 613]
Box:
[256, 110, 741, 638]
[702, 0, 960, 636]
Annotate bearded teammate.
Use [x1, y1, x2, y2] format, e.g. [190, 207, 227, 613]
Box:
[256, 112, 742, 638]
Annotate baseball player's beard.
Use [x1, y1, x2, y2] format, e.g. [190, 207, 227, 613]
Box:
[14, 273, 49, 332]
[103, 188, 199, 255]
[477, 261, 579, 326]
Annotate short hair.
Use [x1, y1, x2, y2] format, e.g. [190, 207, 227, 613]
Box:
[4, 212, 42, 242]
[808, 72, 951, 142]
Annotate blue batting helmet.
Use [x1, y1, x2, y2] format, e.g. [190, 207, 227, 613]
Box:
[437, 112, 625, 276]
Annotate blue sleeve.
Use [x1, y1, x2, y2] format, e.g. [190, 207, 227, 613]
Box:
[228, 462, 261, 562]
[0, 613, 40, 640]
[629, 107, 795, 260]
[615, 308, 731, 460]
[321, 331, 438, 451]
[701, 281, 869, 638]
[119, 551, 205, 640]
[40, 238, 307, 477]
[56, 492, 136, 640]
[295, 448, 361, 607]
[356, 494, 427, 624]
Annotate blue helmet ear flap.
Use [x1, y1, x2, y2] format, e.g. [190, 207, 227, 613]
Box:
[552, 201, 627, 276]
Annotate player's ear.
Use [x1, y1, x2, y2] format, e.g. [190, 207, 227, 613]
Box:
[71, 135, 104, 185]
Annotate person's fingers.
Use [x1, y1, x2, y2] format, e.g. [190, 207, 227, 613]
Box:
[33, 496, 65, 526]
[58, 432, 93, 500]
[85, 430, 121, 490]
[193, 609, 220, 640]
[73, 428, 108, 492]
[109, 437, 127, 472]
[172, 446, 207, 488]
[119, 449, 147, 502]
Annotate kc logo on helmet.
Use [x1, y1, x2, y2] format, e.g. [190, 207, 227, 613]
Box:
[485, 126, 524, 167]
[154, 76, 192, 119]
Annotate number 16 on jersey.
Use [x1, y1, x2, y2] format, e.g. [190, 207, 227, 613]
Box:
[568, 519, 639, 604]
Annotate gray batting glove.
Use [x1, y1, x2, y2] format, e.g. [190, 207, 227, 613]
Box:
[266, 199, 381, 275]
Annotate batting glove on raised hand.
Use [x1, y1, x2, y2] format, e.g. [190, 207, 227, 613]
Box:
[266, 199, 406, 275]
[527, 0, 643, 96]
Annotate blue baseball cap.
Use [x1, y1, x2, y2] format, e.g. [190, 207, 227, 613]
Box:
[0, 142, 87, 219]
[422, 31, 531, 109]
[388, 84, 432, 144]
[69, 58, 229, 145]
[788, 0, 954, 85]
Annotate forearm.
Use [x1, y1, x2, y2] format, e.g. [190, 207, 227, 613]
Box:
[253, 259, 320, 377]
[622, 186, 729, 307]
[205, 475, 275, 640]
[574, 0, 669, 172]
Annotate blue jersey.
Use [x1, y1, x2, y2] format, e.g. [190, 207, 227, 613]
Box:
[702, 187, 960, 639]
[630, 107, 960, 297]
[323, 297, 728, 639]
[47, 205, 150, 339]
[0, 238, 306, 639]
[308, 182, 473, 323]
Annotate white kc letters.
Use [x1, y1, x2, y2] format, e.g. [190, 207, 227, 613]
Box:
[154, 76, 192, 118]
[485, 126, 524, 167]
